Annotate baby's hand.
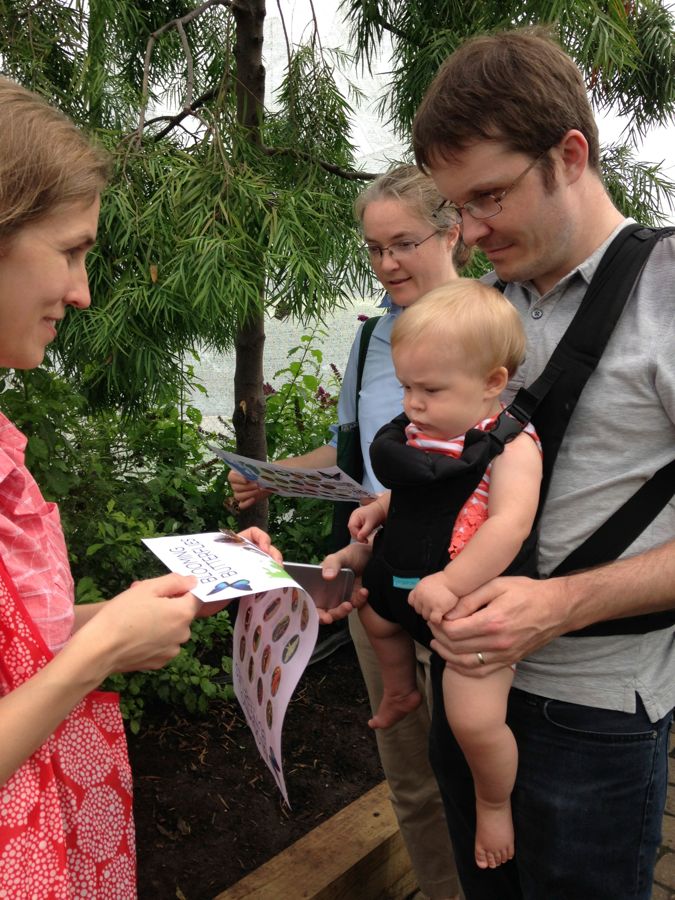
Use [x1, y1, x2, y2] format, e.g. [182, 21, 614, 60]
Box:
[408, 572, 460, 625]
[348, 500, 384, 543]
[348, 507, 371, 542]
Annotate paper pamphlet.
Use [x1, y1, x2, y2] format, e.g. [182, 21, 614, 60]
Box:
[208, 445, 375, 502]
[143, 530, 319, 805]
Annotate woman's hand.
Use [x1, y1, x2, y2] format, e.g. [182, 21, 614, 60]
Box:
[228, 470, 271, 509]
[82, 573, 201, 673]
[238, 527, 283, 563]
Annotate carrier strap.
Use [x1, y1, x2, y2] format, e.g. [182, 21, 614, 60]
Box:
[499, 224, 675, 636]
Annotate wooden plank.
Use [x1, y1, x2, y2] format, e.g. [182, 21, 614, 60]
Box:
[214, 781, 416, 900]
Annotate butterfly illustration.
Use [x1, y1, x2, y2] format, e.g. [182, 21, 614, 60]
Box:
[206, 578, 252, 596]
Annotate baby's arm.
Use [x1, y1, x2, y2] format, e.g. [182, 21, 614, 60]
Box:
[409, 433, 542, 624]
[348, 491, 391, 543]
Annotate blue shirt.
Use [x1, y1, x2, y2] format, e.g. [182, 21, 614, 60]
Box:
[332, 300, 405, 493]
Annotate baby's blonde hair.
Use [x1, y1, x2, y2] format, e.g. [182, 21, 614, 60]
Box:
[391, 278, 526, 377]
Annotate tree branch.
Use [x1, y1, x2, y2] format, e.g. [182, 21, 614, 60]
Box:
[175, 20, 194, 111]
[259, 143, 377, 181]
[144, 88, 218, 140]
[132, 0, 379, 183]
[135, 0, 234, 147]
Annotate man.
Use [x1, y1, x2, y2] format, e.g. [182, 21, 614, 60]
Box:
[409, 26, 675, 900]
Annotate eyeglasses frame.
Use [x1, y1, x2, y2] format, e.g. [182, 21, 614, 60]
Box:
[434, 150, 549, 223]
[363, 229, 441, 261]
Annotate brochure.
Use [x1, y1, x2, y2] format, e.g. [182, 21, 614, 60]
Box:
[208, 445, 375, 502]
[143, 529, 321, 805]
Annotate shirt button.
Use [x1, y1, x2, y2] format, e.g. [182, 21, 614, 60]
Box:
[531, 308, 543, 319]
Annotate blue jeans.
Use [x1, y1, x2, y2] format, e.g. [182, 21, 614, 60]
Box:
[429, 655, 672, 900]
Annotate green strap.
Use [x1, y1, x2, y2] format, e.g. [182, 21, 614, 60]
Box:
[354, 314, 381, 417]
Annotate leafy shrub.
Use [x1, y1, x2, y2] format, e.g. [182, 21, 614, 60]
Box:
[0, 367, 236, 731]
[261, 327, 341, 562]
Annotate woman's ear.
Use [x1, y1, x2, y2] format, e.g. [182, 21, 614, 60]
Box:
[485, 366, 509, 397]
[443, 223, 461, 252]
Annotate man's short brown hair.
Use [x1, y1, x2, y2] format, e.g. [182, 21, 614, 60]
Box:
[413, 27, 600, 183]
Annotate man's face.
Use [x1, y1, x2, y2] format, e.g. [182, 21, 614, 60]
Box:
[428, 142, 575, 294]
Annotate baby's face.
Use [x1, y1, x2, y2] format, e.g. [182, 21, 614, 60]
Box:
[394, 340, 499, 439]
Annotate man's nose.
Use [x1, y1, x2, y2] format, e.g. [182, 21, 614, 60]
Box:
[459, 213, 492, 247]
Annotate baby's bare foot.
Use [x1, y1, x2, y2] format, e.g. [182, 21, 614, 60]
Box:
[368, 689, 422, 729]
[474, 797, 515, 869]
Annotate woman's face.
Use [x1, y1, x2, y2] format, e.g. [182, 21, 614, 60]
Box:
[361, 197, 458, 307]
[0, 197, 99, 369]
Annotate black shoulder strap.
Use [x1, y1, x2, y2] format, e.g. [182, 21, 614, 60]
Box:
[506, 224, 671, 507]
[558, 456, 675, 635]
[500, 225, 675, 635]
[329, 314, 382, 552]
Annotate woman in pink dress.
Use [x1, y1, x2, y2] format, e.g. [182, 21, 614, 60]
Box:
[0, 75, 277, 898]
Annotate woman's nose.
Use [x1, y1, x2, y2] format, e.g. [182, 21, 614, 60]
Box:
[64, 267, 92, 310]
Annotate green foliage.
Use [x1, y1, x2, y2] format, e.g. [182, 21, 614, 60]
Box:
[0, 324, 339, 729]
[0, 1, 371, 415]
[340, 0, 675, 223]
[264, 327, 340, 459]
[261, 327, 343, 562]
[105, 614, 234, 734]
[602, 142, 675, 225]
[0, 365, 236, 730]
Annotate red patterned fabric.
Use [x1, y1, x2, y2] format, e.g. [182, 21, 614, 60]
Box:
[0, 556, 136, 899]
[0, 412, 74, 653]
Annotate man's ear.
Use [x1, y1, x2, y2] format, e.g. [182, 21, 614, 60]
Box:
[485, 366, 509, 397]
[555, 129, 588, 185]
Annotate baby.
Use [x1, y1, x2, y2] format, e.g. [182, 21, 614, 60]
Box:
[351, 279, 542, 870]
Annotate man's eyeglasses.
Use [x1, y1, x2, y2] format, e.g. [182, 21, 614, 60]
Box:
[434, 151, 547, 223]
[362, 229, 440, 262]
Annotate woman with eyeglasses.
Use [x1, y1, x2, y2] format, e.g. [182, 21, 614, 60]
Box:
[229, 163, 467, 900]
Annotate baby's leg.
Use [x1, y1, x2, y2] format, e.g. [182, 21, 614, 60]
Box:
[358, 603, 422, 729]
[443, 665, 516, 870]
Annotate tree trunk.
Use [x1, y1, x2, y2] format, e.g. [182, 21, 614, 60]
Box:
[232, 0, 268, 530]
[232, 312, 269, 529]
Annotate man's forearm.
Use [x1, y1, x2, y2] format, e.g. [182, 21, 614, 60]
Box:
[557, 539, 675, 633]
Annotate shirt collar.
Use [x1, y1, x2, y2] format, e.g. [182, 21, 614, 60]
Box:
[517, 218, 634, 301]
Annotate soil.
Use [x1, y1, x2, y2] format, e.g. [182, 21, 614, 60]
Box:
[127, 627, 384, 900]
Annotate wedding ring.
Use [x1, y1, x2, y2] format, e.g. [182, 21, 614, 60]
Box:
[476, 651, 486, 666]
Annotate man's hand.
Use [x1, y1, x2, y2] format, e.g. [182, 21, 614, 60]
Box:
[318, 542, 373, 624]
[429, 575, 569, 674]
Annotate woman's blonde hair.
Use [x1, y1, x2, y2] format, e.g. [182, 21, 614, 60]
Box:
[391, 278, 526, 377]
[354, 163, 471, 270]
[0, 76, 111, 242]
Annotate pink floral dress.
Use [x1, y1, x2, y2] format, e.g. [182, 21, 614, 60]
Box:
[0, 414, 135, 898]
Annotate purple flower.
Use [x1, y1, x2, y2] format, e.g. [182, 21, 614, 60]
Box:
[357, 314, 369, 322]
